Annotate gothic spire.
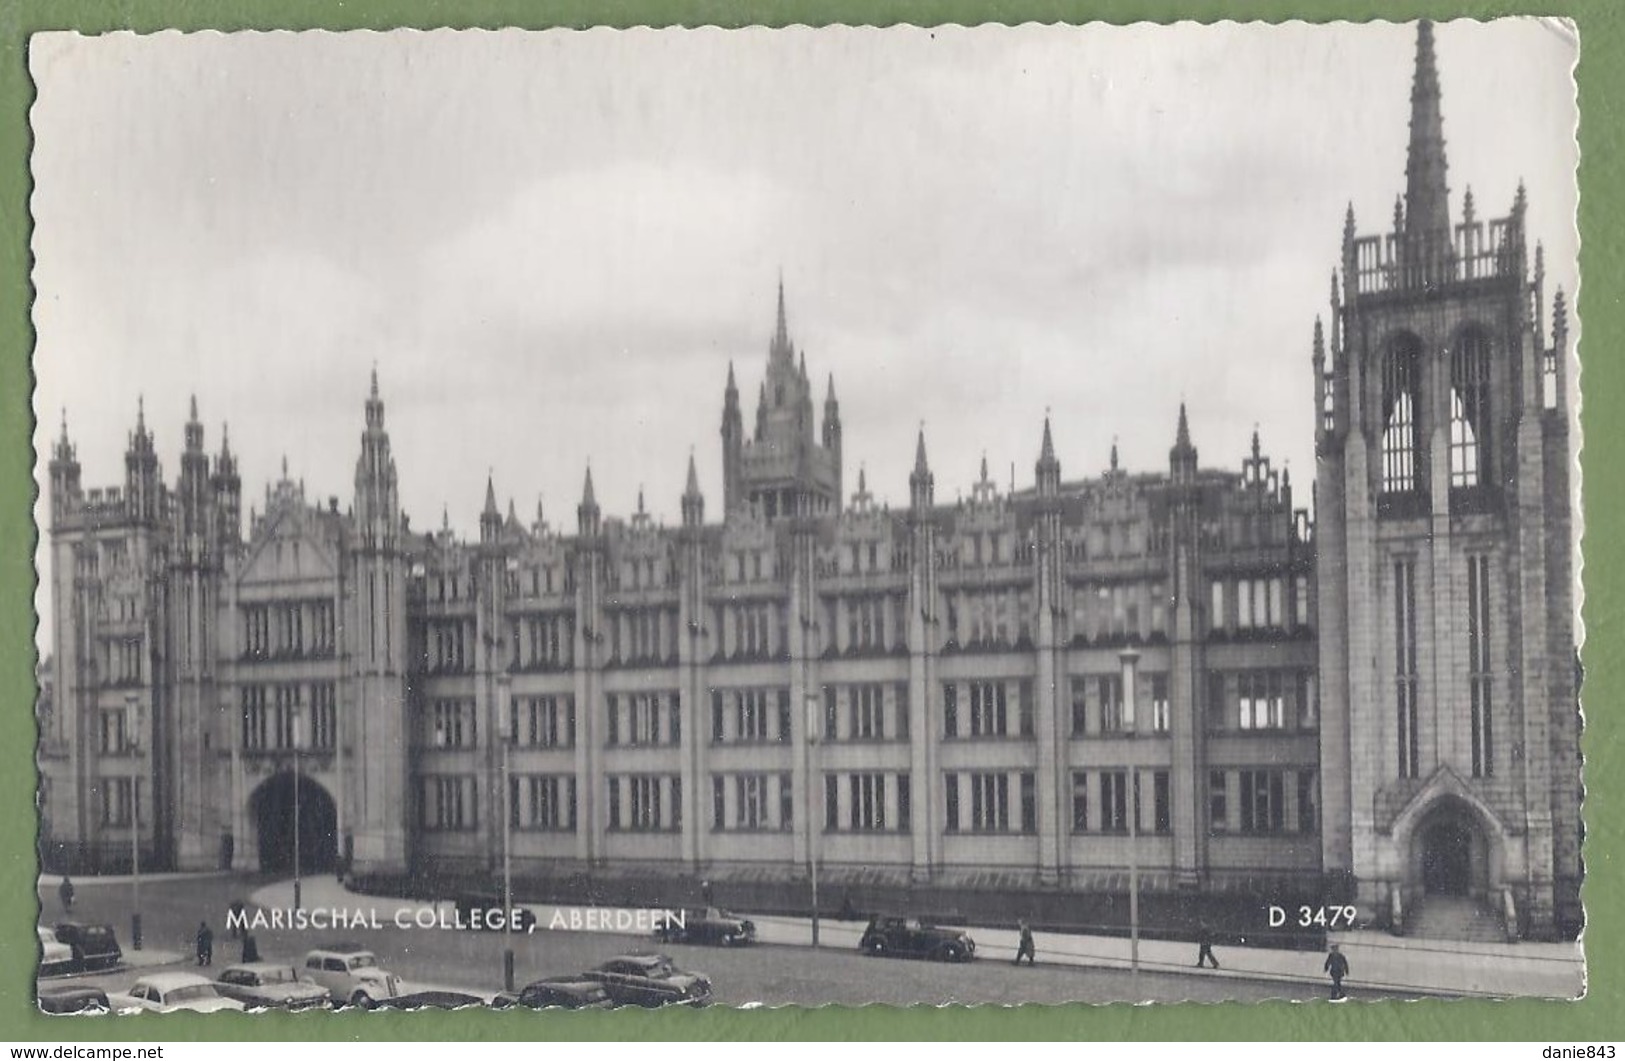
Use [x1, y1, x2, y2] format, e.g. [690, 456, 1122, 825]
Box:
[685, 452, 702, 499]
[1404, 19, 1450, 238]
[1175, 402, 1192, 451]
[771, 275, 792, 363]
[483, 472, 500, 520]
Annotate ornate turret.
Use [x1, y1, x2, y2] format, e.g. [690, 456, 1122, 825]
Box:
[681, 452, 704, 528]
[821, 373, 842, 507]
[177, 394, 211, 542]
[1404, 20, 1450, 241]
[577, 465, 601, 538]
[909, 428, 934, 512]
[721, 361, 743, 513]
[1035, 416, 1060, 497]
[48, 409, 81, 524]
[353, 366, 400, 544]
[1170, 403, 1198, 485]
[124, 396, 161, 524]
[480, 472, 502, 544]
[212, 423, 240, 544]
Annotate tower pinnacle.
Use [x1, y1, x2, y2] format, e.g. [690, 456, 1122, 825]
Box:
[1404, 19, 1451, 238]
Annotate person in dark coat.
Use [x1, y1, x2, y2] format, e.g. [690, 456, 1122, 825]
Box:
[1014, 919, 1036, 966]
[241, 934, 260, 963]
[1324, 944, 1350, 1000]
[195, 921, 214, 967]
[57, 876, 74, 913]
[1195, 921, 1220, 969]
[700, 878, 714, 907]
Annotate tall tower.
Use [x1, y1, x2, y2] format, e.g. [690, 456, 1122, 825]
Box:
[721, 363, 743, 514]
[347, 368, 410, 874]
[1314, 21, 1578, 938]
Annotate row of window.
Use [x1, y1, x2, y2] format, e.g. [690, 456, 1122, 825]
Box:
[1210, 575, 1312, 634]
[1394, 554, 1497, 780]
[1207, 670, 1318, 732]
[241, 684, 337, 751]
[1379, 332, 1494, 498]
[414, 767, 1318, 837]
[241, 601, 337, 661]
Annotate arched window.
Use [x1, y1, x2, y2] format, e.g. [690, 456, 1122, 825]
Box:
[1450, 331, 1491, 490]
[1380, 337, 1422, 495]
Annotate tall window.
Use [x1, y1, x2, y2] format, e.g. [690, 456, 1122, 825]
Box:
[1451, 331, 1491, 489]
[1468, 555, 1495, 777]
[851, 685, 885, 740]
[1395, 558, 1420, 778]
[849, 773, 887, 831]
[1098, 676, 1124, 733]
[1150, 674, 1170, 733]
[1153, 771, 1171, 834]
[1297, 771, 1318, 835]
[969, 681, 1006, 738]
[1239, 770, 1284, 834]
[1208, 770, 1228, 833]
[942, 683, 959, 738]
[1071, 772, 1090, 832]
[970, 772, 1010, 832]
[1100, 771, 1128, 833]
[1381, 337, 1422, 494]
[945, 774, 960, 832]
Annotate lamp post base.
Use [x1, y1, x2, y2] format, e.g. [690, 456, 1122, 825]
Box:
[503, 948, 515, 992]
[131, 913, 143, 951]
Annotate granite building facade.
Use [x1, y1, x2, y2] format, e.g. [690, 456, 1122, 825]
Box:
[37, 22, 1579, 939]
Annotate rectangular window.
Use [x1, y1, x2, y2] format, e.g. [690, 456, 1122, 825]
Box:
[1071, 772, 1089, 832]
[100, 778, 134, 826]
[1295, 574, 1311, 628]
[607, 777, 621, 830]
[777, 688, 792, 744]
[852, 685, 884, 740]
[99, 709, 127, 755]
[824, 774, 838, 831]
[848, 773, 887, 831]
[1395, 558, 1420, 778]
[1150, 674, 1170, 734]
[1239, 770, 1285, 834]
[943, 683, 959, 738]
[712, 776, 726, 830]
[1210, 580, 1225, 630]
[1018, 681, 1034, 738]
[711, 690, 725, 743]
[969, 681, 1006, 738]
[420, 776, 477, 832]
[1209, 770, 1228, 833]
[970, 772, 1010, 832]
[945, 774, 960, 833]
[430, 699, 475, 749]
[1297, 771, 1318, 834]
[1468, 555, 1495, 778]
[1100, 771, 1128, 833]
[824, 686, 838, 744]
[736, 774, 769, 830]
[897, 775, 911, 831]
[1207, 672, 1227, 732]
[1153, 771, 1171, 834]
[1381, 342, 1420, 494]
[779, 773, 794, 831]
[606, 694, 620, 747]
[628, 775, 666, 831]
[738, 689, 770, 742]
[1098, 676, 1124, 733]
[1070, 677, 1088, 737]
[895, 683, 911, 741]
[1020, 772, 1037, 834]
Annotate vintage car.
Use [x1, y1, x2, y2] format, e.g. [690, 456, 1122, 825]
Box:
[214, 962, 332, 1011]
[37, 984, 110, 1015]
[108, 972, 247, 1014]
[37, 926, 76, 976]
[300, 943, 404, 1008]
[52, 921, 122, 972]
[492, 975, 614, 1011]
[858, 915, 977, 962]
[583, 953, 712, 1007]
[373, 990, 487, 1010]
[653, 907, 756, 947]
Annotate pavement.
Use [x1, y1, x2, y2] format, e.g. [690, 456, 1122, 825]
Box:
[248, 876, 1585, 999]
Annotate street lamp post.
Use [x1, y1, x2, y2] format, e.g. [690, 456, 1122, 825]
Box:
[498, 672, 515, 993]
[805, 692, 822, 947]
[125, 693, 143, 951]
[292, 710, 306, 912]
[1120, 650, 1141, 982]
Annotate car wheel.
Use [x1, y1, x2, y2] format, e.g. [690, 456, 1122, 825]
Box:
[865, 937, 886, 957]
[350, 992, 376, 1010]
[938, 944, 963, 962]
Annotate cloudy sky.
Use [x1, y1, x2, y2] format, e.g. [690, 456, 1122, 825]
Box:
[29, 21, 1578, 646]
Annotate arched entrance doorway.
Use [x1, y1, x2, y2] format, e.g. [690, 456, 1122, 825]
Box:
[250, 772, 337, 874]
[1421, 819, 1472, 895]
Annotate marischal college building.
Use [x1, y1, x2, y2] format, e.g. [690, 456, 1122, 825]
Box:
[37, 23, 1580, 940]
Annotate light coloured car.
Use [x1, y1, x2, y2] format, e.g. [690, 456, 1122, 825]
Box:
[214, 962, 331, 1011]
[37, 926, 75, 976]
[300, 944, 403, 1008]
[108, 972, 247, 1014]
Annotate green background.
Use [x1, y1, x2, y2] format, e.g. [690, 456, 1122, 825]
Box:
[1, 0, 1616, 1041]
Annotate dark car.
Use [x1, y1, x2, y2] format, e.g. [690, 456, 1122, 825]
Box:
[653, 907, 756, 947]
[214, 962, 332, 1011]
[492, 976, 614, 1011]
[858, 915, 976, 962]
[452, 892, 537, 933]
[37, 984, 110, 1015]
[374, 990, 487, 1010]
[53, 921, 122, 972]
[583, 953, 712, 1007]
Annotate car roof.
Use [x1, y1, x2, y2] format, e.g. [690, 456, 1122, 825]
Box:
[603, 953, 672, 967]
[135, 972, 216, 989]
[38, 984, 108, 998]
[308, 942, 372, 955]
[530, 976, 601, 988]
[223, 962, 295, 974]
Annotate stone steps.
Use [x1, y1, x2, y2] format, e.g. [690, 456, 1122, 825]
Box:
[1406, 894, 1507, 942]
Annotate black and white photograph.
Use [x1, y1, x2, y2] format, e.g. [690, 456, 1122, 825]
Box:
[29, 20, 1583, 1011]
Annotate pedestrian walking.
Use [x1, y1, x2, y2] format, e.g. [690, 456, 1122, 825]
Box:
[1195, 921, 1220, 969]
[241, 934, 260, 964]
[700, 878, 714, 907]
[57, 876, 74, 913]
[1324, 943, 1350, 1000]
[1014, 919, 1036, 966]
[195, 920, 214, 967]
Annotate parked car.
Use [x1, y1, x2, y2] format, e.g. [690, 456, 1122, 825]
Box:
[300, 943, 404, 1008]
[214, 962, 331, 1011]
[492, 975, 614, 1011]
[374, 990, 487, 1010]
[858, 915, 976, 962]
[37, 984, 110, 1015]
[653, 907, 756, 947]
[108, 973, 247, 1014]
[52, 921, 122, 972]
[452, 892, 537, 932]
[37, 926, 76, 976]
[583, 953, 712, 1007]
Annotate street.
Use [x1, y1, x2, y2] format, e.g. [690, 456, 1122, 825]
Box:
[38, 873, 1392, 1007]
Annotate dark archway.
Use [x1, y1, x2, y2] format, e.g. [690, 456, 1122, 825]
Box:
[1421, 819, 1473, 896]
[251, 771, 337, 874]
